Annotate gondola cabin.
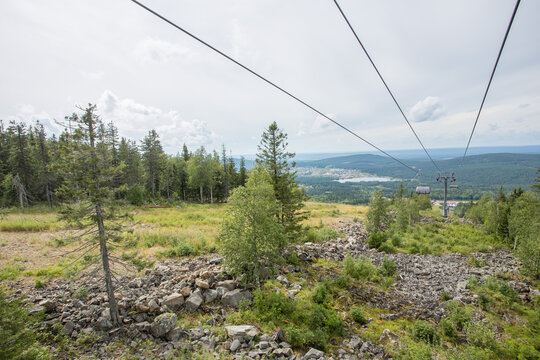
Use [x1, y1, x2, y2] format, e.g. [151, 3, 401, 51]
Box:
[415, 186, 431, 195]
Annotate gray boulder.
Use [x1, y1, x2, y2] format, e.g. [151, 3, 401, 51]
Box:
[185, 292, 204, 312]
[204, 289, 219, 303]
[215, 280, 236, 291]
[222, 289, 252, 308]
[162, 293, 184, 309]
[230, 338, 242, 352]
[225, 325, 259, 338]
[305, 348, 324, 359]
[151, 313, 177, 338]
[166, 326, 184, 341]
[97, 316, 113, 331]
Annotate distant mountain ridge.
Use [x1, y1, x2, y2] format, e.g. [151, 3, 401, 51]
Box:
[236, 145, 540, 162]
[297, 152, 539, 189]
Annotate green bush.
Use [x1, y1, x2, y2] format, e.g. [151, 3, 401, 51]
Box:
[303, 227, 340, 243]
[440, 291, 452, 302]
[391, 234, 402, 247]
[254, 283, 343, 350]
[332, 275, 351, 289]
[380, 257, 397, 277]
[367, 231, 387, 249]
[127, 185, 145, 206]
[158, 243, 197, 258]
[312, 283, 331, 305]
[412, 320, 439, 344]
[0, 290, 46, 359]
[253, 288, 295, 320]
[285, 253, 300, 266]
[34, 279, 45, 289]
[465, 322, 497, 350]
[378, 242, 396, 253]
[344, 255, 376, 281]
[285, 326, 308, 348]
[447, 301, 472, 331]
[439, 318, 456, 339]
[478, 291, 491, 311]
[350, 307, 368, 325]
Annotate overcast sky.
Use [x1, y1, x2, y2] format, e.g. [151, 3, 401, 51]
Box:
[1, 0, 539, 157]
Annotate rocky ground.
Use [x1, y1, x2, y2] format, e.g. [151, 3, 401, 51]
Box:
[6, 221, 537, 359]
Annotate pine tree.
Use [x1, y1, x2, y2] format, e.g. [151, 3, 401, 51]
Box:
[256, 122, 306, 240]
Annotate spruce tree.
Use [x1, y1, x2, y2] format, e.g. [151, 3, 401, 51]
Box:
[256, 121, 306, 240]
[56, 104, 125, 326]
[141, 130, 165, 198]
[238, 157, 247, 187]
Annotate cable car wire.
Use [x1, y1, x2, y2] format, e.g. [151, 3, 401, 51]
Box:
[129, 0, 418, 173]
[332, 0, 441, 172]
[460, 0, 521, 166]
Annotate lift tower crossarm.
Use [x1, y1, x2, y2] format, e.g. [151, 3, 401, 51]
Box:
[437, 172, 456, 218]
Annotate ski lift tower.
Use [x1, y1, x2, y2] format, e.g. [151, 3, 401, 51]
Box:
[437, 172, 456, 218]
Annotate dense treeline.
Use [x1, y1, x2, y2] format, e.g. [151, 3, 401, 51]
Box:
[460, 186, 540, 278]
[0, 110, 248, 207]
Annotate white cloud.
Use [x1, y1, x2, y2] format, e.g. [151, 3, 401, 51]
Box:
[408, 96, 445, 122]
[297, 114, 336, 136]
[3, 104, 61, 135]
[133, 37, 197, 64]
[81, 71, 104, 80]
[96, 90, 217, 153]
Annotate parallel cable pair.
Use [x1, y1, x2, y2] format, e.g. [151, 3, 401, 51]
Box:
[130, 0, 419, 174]
[130, 0, 521, 174]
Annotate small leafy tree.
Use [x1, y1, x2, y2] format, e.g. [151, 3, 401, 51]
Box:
[218, 166, 285, 284]
[366, 190, 390, 233]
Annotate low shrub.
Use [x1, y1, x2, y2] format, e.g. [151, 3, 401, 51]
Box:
[439, 318, 456, 339]
[0, 290, 46, 359]
[157, 243, 197, 258]
[380, 257, 397, 277]
[350, 307, 368, 325]
[332, 275, 351, 289]
[34, 278, 45, 289]
[344, 255, 376, 281]
[446, 301, 472, 331]
[367, 231, 387, 249]
[465, 322, 497, 350]
[378, 242, 396, 253]
[312, 283, 331, 305]
[413, 320, 439, 344]
[253, 288, 295, 320]
[440, 291, 452, 302]
[391, 234, 402, 247]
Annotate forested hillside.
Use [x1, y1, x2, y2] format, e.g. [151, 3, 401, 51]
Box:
[296, 153, 539, 203]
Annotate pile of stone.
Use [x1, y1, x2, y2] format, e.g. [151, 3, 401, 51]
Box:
[291, 222, 532, 320]
[20, 256, 254, 342]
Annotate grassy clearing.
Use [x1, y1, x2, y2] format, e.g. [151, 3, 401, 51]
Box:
[0, 214, 63, 232]
[374, 215, 506, 256]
